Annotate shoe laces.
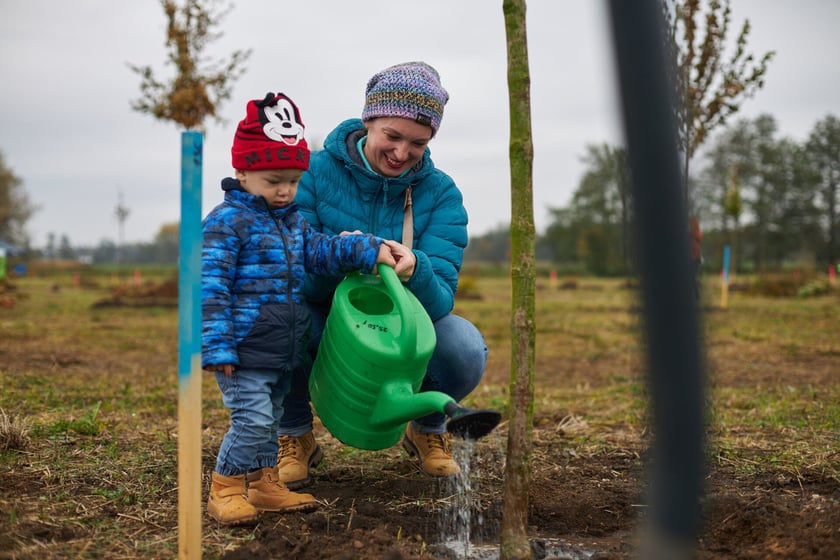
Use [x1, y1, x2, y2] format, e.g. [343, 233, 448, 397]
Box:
[423, 431, 451, 453]
[278, 435, 299, 457]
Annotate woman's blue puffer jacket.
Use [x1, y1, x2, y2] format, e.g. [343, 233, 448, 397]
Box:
[295, 118, 468, 321]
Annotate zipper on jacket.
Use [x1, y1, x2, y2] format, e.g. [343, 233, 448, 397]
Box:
[382, 180, 390, 207]
[264, 198, 299, 372]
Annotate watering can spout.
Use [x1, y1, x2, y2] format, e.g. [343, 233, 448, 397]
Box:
[370, 382, 454, 429]
[444, 401, 502, 440]
[371, 384, 502, 441]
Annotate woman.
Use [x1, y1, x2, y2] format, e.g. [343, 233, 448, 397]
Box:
[276, 61, 487, 485]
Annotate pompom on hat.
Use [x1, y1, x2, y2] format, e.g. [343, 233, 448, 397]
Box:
[361, 61, 449, 134]
[231, 92, 310, 171]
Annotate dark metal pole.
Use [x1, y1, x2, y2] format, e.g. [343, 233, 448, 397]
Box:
[606, 2, 706, 558]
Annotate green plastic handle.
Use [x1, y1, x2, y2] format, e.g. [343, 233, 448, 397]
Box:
[376, 263, 416, 360]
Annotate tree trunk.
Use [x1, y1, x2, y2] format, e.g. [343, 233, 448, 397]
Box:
[733, 216, 741, 275]
[619, 151, 631, 276]
[501, 1, 536, 559]
[683, 145, 691, 210]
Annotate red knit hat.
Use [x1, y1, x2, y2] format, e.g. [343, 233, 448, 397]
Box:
[231, 92, 310, 171]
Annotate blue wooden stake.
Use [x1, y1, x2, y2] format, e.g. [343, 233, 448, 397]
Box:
[722, 245, 731, 284]
[178, 130, 203, 559]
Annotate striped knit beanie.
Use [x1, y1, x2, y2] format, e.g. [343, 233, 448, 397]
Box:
[362, 61, 449, 134]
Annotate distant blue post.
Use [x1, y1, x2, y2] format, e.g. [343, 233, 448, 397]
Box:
[721, 245, 731, 310]
[722, 245, 731, 284]
[178, 130, 203, 559]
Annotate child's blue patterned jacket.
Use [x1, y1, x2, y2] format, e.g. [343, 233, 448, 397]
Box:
[201, 178, 383, 371]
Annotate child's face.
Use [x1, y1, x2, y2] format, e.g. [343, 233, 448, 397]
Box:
[235, 168, 303, 208]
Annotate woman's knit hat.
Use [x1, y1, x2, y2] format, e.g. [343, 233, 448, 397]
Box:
[361, 61, 449, 134]
[231, 92, 310, 171]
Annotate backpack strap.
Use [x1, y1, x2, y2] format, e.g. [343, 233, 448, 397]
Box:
[402, 185, 414, 247]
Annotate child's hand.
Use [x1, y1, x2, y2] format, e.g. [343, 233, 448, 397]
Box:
[376, 243, 397, 268]
[382, 240, 416, 281]
[204, 364, 235, 377]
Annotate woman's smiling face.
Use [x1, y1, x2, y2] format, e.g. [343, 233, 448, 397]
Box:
[362, 117, 433, 177]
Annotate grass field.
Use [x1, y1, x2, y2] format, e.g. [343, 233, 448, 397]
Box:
[1, 269, 838, 559]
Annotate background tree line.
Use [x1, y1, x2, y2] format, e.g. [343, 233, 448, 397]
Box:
[35, 224, 181, 266]
[467, 113, 839, 276]
[7, 111, 837, 273]
[5, 111, 836, 273]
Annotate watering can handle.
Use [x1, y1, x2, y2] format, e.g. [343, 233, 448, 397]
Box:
[376, 263, 416, 359]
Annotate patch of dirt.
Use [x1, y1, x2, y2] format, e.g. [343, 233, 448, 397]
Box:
[207, 428, 648, 560]
[205, 431, 840, 560]
[700, 476, 840, 559]
[91, 278, 179, 308]
[0, 278, 25, 308]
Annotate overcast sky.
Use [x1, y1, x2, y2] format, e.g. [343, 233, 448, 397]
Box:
[2, 1, 838, 248]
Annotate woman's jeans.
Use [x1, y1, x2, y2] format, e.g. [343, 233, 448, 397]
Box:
[277, 305, 488, 436]
[214, 368, 291, 476]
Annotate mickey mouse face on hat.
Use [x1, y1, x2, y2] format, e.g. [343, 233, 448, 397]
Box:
[259, 94, 305, 146]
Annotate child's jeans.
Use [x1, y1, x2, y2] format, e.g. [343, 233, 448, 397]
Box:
[213, 368, 291, 476]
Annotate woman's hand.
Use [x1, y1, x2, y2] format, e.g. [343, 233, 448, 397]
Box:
[382, 239, 416, 281]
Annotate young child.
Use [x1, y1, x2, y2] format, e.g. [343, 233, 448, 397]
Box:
[202, 92, 404, 525]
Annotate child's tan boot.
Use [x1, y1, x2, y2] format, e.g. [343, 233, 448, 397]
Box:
[246, 467, 319, 512]
[207, 472, 260, 525]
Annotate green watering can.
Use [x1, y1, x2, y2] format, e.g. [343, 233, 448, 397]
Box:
[309, 263, 501, 451]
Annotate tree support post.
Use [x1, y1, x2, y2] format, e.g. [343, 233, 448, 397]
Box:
[178, 130, 204, 559]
